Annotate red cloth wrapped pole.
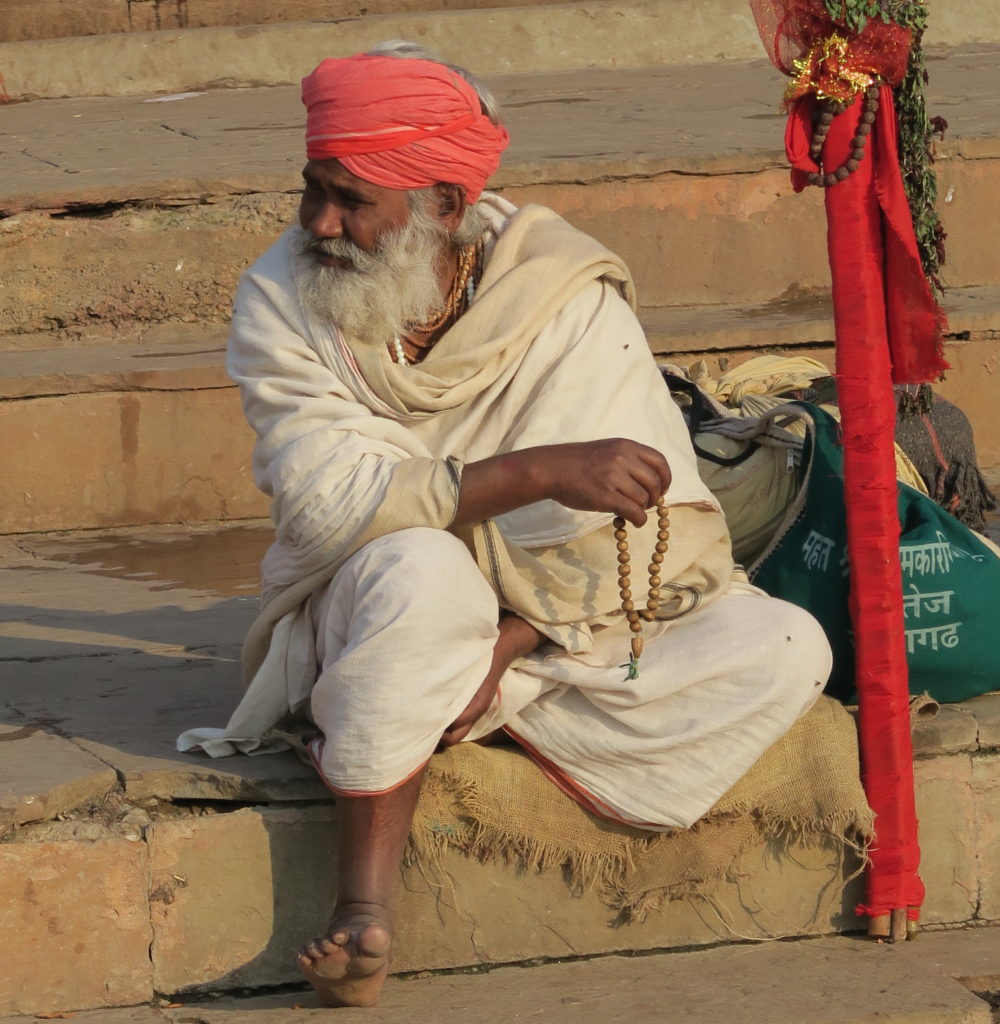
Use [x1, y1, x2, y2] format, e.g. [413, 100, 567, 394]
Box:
[754, 0, 949, 924]
[787, 90, 937, 918]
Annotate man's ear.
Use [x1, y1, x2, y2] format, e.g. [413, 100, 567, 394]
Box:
[433, 183, 467, 234]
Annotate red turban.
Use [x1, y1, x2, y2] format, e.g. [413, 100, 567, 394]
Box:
[301, 54, 509, 202]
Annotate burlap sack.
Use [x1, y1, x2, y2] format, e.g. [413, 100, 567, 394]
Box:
[411, 695, 873, 918]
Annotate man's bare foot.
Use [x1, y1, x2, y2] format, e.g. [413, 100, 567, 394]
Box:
[297, 902, 392, 1007]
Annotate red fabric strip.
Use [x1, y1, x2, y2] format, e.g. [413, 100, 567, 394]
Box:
[817, 93, 925, 918]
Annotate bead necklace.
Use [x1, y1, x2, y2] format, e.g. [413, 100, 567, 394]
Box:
[389, 238, 483, 366]
[614, 498, 670, 680]
[805, 83, 881, 188]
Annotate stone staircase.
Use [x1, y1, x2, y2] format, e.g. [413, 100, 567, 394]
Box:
[2, 0, 1000, 1017]
[3, 3, 1000, 534]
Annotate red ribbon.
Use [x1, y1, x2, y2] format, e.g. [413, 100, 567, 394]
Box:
[785, 89, 948, 385]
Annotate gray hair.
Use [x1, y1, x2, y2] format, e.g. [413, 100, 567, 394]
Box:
[365, 39, 504, 125]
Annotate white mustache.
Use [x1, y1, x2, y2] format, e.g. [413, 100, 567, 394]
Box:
[304, 235, 366, 267]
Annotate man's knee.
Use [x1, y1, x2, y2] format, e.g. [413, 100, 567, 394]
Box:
[335, 527, 498, 622]
[768, 598, 833, 687]
[342, 527, 477, 584]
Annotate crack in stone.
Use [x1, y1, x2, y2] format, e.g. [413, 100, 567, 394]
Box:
[19, 148, 79, 175]
[19, 148, 62, 169]
[65, 734, 129, 789]
[0, 384, 237, 403]
[160, 123, 200, 141]
[0, 641, 238, 665]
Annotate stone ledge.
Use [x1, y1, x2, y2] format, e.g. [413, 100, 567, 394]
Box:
[0, 724, 119, 830]
[2, 49, 998, 216]
[0, 0, 540, 44]
[0, 1, 770, 102]
[0, 2, 995, 102]
[913, 705, 980, 757]
[1, 735, 997, 1014]
[0, 838, 153, 1016]
[4, 286, 999, 398]
[967, 693, 1000, 749]
[913, 694, 1000, 758]
[144, 805, 866, 996]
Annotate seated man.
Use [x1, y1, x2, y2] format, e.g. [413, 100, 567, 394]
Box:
[181, 42, 832, 1008]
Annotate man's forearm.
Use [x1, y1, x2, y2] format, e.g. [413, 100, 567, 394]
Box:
[450, 439, 673, 529]
[451, 450, 545, 526]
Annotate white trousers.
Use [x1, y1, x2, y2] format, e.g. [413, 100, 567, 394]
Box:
[309, 527, 832, 830]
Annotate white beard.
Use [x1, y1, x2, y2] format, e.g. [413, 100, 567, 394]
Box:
[290, 213, 448, 344]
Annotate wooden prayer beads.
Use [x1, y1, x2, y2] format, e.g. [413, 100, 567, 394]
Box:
[614, 498, 670, 680]
[806, 83, 882, 188]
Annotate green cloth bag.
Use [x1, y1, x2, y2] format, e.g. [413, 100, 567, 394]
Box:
[749, 403, 1000, 703]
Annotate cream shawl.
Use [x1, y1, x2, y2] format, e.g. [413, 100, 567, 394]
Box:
[228, 196, 727, 685]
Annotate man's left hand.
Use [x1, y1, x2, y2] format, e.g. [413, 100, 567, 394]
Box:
[439, 613, 546, 746]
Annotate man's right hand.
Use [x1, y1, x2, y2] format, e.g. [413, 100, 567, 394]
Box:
[452, 438, 671, 528]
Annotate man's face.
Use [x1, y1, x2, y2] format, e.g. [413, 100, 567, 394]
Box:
[299, 158, 412, 261]
[292, 163, 450, 342]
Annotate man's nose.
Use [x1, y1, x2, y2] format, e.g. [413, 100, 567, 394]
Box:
[307, 200, 344, 239]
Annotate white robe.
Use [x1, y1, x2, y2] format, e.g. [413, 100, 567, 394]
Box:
[178, 197, 831, 829]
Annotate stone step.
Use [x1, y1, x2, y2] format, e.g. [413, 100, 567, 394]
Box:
[2, 52, 997, 339]
[3, 0, 999, 100]
[0, 0, 564, 43]
[1, 932, 999, 1023]
[3, 52, 998, 532]
[3, 286, 999, 534]
[1, 522, 998, 1016]
[0, 0, 754, 102]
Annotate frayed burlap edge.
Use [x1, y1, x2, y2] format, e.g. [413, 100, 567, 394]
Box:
[408, 695, 875, 921]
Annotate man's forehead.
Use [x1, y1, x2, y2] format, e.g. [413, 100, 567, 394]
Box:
[302, 158, 383, 197]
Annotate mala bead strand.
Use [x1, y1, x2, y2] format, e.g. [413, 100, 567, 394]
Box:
[614, 498, 670, 680]
[806, 84, 881, 188]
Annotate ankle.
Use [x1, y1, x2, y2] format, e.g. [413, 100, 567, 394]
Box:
[332, 899, 393, 922]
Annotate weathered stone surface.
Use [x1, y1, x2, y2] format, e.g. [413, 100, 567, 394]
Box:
[966, 693, 1000, 750]
[146, 804, 862, 994]
[2, 0, 996, 100]
[0, 335, 231, 399]
[913, 705, 980, 757]
[0, 526, 329, 809]
[161, 936, 995, 1024]
[934, 337, 1000, 483]
[909, 925, 1000, 995]
[0, 0, 543, 43]
[971, 754, 1000, 922]
[0, 1008, 169, 1024]
[0, 838, 152, 1015]
[3, 652, 323, 804]
[148, 806, 339, 994]
[914, 756, 979, 926]
[0, 388, 265, 532]
[0, 724, 118, 830]
[0, 1, 769, 101]
[1, 525, 265, 642]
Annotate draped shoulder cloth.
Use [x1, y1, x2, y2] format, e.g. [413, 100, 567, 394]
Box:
[228, 196, 727, 683]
